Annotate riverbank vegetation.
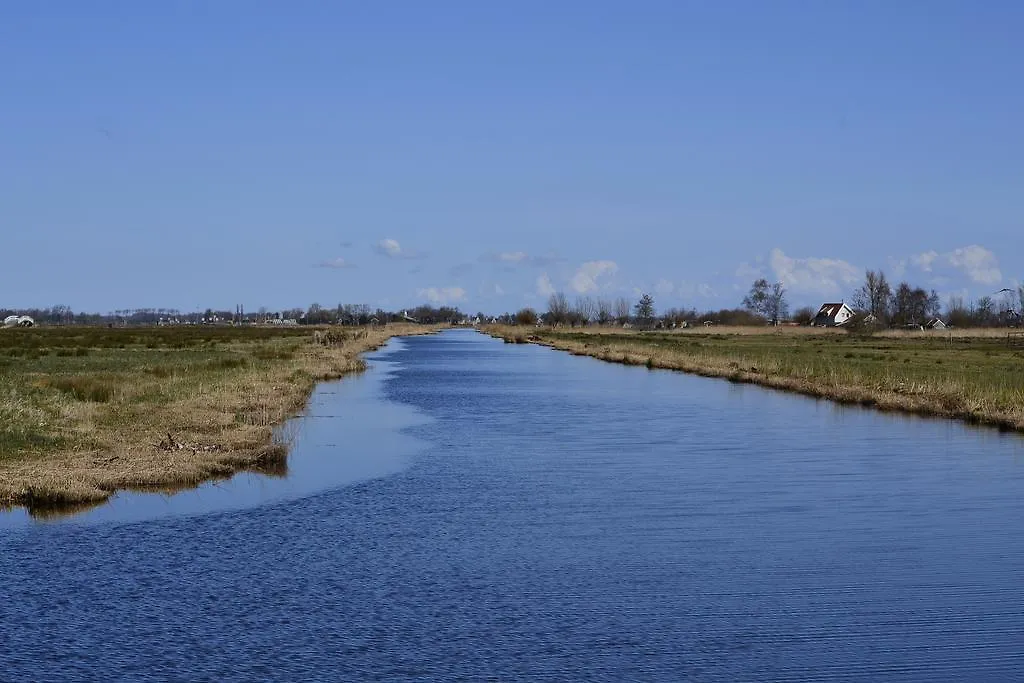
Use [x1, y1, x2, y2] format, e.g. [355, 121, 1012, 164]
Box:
[0, 323, 435, 513]
[485, 325, 1024, 433]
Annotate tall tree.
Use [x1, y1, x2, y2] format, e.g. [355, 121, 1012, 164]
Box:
[547, 292, 569, 326]
[767, 282, 789, 324]
[926, 290, 942, 319]
[742, 279, 788, 323]
[596, 299, 613, 325]
[891, 282, 913, 326]
[976, 296, 995, 326]
[573, 296, 596, 325]
[634, 293, 655, 322]
[852, 270, 892, 320]
[614, 297, 631, 324]
[742, 279, 770, 317]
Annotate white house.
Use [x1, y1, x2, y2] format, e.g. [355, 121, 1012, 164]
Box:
[2, 315, 34, 328]
[811, 303, 856, 327]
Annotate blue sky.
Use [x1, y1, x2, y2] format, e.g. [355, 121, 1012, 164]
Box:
[1, 1, 1021, 314]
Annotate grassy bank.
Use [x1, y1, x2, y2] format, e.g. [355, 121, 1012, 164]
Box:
[0, 324, 435, 514]
[486, 325, 1024, 433]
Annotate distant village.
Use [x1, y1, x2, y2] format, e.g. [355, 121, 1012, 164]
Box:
[3, 273, 1022, 331]
[0, 304, 486, 330]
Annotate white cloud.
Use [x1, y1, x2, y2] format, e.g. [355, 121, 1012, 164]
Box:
[416, 286, 466, 305]
[375, 238, 424, 259]
[654, 279, 674, 296]
[376, 238, 402, 257]
[947, 245, 1001, 284]
[481, 250, 563, 267]
[569, 260, 618, 294]
[697, 283, 717, 298]
[910, 250, 939, 272]
[316, 257, 355, 269]
[498, 251, 527, 264]
[907, 245, 1002, 285]
[768, 248, 861, 296]
[536, 273, 555, 297]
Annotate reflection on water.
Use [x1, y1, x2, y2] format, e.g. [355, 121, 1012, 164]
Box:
[2, 330, 1023, 681]
[23, 449, 295, 522]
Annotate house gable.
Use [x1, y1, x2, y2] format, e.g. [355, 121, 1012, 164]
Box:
[812, 303, 855, 327]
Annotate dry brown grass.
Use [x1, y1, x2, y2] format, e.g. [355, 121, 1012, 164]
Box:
[0, 324, 437, 514]
[485, 325, 1024, 433]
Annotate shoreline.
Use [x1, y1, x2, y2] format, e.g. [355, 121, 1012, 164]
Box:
[0, 324, 439, 516]
[484, 326, 1024, 435]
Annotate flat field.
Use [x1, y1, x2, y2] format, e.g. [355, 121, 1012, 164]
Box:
[487, 325, 1024, 433]
[0, 324, 431, 512]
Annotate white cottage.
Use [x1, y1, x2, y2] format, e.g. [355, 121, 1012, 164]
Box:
[811, 303, 855, 327]
[2, 315, 34, 328]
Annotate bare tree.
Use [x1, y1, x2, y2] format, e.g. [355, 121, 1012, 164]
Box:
[547, 292, 569, 326]
[976, 296, 995, 326]
[767, 282, 788, 324]
[926, 290, 942, 319]
[596, 299, 613, 325]
[791, 306, 815, 324]
[852, 270, 892, 320]
[573, 296, 596, 325]
[614, 297, 631, 324]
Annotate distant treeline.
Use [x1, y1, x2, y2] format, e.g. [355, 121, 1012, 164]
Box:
[0, 303, 470, 326]
[505, 294, 768, 329]
[510, 275, 1024, 329]
[845, 271, 1023, 328]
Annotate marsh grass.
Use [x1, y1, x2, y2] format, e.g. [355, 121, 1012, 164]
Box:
[486, 325, 1024, 433]
[0, 323, 436, 513]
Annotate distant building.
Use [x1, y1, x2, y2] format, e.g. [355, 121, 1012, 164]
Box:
[811, 303, 856, 327]
[925, 318, 948, 330]
[2, 315, 34, 328]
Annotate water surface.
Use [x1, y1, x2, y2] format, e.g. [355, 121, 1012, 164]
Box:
[2, 329, 1023, 681]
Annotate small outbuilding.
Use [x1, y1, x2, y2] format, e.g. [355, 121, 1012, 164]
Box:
[811, 303, 856, 327]
[925, 318, 947, 330]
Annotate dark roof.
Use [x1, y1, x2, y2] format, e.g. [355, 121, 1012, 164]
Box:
[814, 303, 850, 318]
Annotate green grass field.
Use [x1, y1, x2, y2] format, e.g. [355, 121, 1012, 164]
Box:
[0, 324, 427, 512]
[0, 325, 313, 459]
[489, 326, 1024, 432]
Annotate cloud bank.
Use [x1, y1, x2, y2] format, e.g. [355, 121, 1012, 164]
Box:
[416, 286, 466, 305]
[569, 260, 618, 294]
